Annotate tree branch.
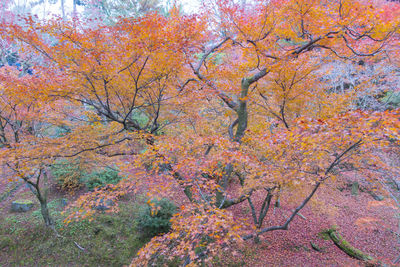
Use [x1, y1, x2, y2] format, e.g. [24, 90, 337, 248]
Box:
[242, 139, 364, 240]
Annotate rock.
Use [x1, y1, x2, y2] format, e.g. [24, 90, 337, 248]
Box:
[11, 200, 34, 212]
[373, 195, 384, 201]
[94, 198, 114, 211]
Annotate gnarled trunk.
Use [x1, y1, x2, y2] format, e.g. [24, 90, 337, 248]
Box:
[25, 168, 54, 227]
[39, 195, 53, 226]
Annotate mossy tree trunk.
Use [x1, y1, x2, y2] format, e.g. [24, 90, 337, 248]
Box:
[38, 192, 53, 226]
[25, 168, 54, 227]
[351, 182, 359, 196]
[324, 227, 373, 262]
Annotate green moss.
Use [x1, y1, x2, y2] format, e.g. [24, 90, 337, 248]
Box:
[324, 227, 373, 261]
[0, 236, 14, 249]
[317, 229, 332, 240]
[0, 201, 147, 266]
[13, 200, 33, 205]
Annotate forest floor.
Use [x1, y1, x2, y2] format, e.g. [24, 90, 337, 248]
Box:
[0, 173, 399, 266]
[228, 184, 399, 266]
[0, 181, 148, 266]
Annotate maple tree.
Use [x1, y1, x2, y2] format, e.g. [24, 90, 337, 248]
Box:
[0, 0, 400, 265]
[0, 9, 204, 225]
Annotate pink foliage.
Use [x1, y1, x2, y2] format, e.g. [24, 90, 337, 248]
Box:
[228, 182, 399, 266]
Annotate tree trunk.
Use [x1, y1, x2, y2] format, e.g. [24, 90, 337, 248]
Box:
[73, 0, 77, 16]
[351, 182, 359, 196]
[215, 163, 233, 207]
[28, 182, 54, 226]
[234, 78, 250, 141]
[39, 197, 53, 226]
[324, 227, 373, 262]
[61, 0, 65, 19]
[27, 169, 54, 227]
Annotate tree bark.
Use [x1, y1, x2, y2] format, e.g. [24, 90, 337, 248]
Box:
[61, 0, 65, 19]
[324, 227, 373, 262]
[242, 181, 321, 240]
[25, 169, 54, 227]
[39, 196, 53, 226]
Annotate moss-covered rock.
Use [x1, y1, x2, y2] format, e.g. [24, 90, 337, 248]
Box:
[11, 200, 34, 212]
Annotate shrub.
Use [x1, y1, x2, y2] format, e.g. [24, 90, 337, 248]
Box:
[136, 198, 177, 238]
[84, 168, 123, 191]
[50, 159, 85, 191]
[0, 235, 13, 250]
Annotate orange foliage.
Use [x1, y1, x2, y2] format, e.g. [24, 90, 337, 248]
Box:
[0, 0, 400, 265]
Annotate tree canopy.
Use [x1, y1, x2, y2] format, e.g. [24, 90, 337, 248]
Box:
[0, 0, 399, 265]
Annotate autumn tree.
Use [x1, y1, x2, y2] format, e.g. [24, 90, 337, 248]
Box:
[132, 0, 400, 264]
[0, 64, 59, 226]
[0, 10, 205, 224]
[0, 0, 399, 265]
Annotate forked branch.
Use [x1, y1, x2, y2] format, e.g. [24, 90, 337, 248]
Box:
[242, 139, 363, 240]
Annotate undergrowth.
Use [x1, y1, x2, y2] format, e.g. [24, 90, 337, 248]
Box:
[0, 200, 147, 266]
